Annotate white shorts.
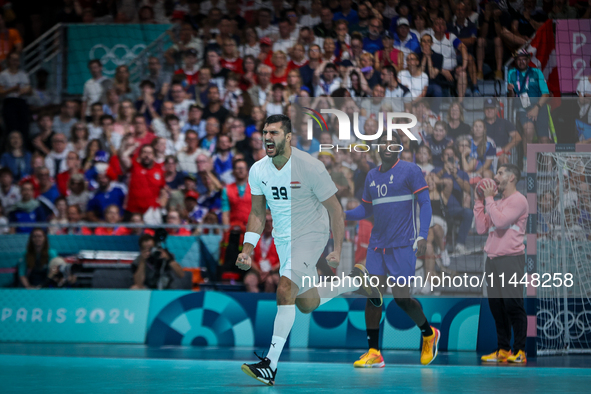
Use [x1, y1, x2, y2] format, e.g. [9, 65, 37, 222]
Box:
[275, 232, 330, 295]
[430, 215, 448, 236]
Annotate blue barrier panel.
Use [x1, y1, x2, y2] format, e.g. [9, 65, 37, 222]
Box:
[146, 292, 483, 351]
[0, 290, 151, 343]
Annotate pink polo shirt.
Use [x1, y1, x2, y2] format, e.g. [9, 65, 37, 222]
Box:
[474, 191, 529, 259]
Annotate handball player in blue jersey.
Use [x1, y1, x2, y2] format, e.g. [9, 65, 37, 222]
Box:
[345, 132, 441, 367]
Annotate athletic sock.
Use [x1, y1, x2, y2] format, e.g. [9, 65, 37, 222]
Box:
[419, 320, 434, 337]
[367, 328, 380, 350]
[267, 305, 296, 370]
[316, 276, 360, 306]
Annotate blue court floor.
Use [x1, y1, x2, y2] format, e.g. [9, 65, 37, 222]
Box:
[1, 344, 591, 393]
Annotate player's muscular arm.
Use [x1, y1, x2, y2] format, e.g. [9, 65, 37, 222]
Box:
[236, 194, 267, 271]
[322, 194, 345, 268]
[243, 194, 267, 255]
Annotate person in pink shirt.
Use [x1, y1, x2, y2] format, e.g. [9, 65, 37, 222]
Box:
[474, 163, 529, 364]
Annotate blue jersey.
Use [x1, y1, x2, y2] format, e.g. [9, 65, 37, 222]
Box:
[361, 160, 428, 248]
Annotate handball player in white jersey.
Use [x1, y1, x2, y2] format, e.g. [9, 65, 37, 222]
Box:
[236, 114, 381, 386]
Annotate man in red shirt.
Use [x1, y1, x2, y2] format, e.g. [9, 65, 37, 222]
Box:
[133, 115, 156, 147]
[56, 151, 83, 196]
[174, 48, 200, 86]
[220, 38, 243, 74]
[121, 143, 166, 215]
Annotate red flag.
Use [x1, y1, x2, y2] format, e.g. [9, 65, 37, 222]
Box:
[527, 20, 561, 98]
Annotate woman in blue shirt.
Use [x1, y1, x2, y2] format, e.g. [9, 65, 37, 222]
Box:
[19, 228, 58, 288]
[457, 120, 496, 184]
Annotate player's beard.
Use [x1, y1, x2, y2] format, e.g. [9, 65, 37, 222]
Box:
[271, 138, 286, 157]
[379, 148, 398, 169]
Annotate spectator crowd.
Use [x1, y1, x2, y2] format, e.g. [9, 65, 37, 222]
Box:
[2, 0, 591, 292]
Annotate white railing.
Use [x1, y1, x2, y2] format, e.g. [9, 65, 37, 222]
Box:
[126, 24, 179, 85]
[22, 23, 66, 100]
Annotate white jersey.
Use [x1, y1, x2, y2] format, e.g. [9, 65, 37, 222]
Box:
[248, 148, 337, 244]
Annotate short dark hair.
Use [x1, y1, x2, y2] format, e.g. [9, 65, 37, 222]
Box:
[272, 82, 285, 91]
[383, 65, 397, 78]
[88, 59, 102, 68]
[165, 114, 180, 124]
[91, 101, 103, 109]
[100, 114, 114, 123]
[264, 114, 292, 135]
[232, 158, 249, 170]
[138, 233, 154, 248]
[0, 167, 14, 178]
[140, 80, 156, 89]
[499, 163, 521, 184]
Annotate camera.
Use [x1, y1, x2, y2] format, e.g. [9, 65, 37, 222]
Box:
[145, 228, 175, 289]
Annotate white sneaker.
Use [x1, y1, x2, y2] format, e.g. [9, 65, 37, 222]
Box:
[454, 244, 469, 255]
[420, 279, 432, 295]
[440, 249, 451, 267]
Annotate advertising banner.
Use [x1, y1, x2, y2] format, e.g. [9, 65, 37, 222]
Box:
[67, 24, 171, 94]
[556, 19, 591, 94]
[0, 290, 151, 343]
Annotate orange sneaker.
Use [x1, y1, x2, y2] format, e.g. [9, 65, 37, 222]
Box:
[507, 350, 527, 364]
[420, 327, 440, 365]
[481, 349, 512, 363]
[354, 348, 385, 368]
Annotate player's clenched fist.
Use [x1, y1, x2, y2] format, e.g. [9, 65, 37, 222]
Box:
[325, 251, 340, 268]
[236, 252, 252, 270]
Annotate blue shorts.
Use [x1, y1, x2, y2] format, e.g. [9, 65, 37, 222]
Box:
[366, 246, 416, 279]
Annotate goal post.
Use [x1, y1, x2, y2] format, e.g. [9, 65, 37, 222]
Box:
[526, 143, 591, 356]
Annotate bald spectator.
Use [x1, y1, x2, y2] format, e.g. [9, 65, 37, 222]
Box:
[45, 134, 70, 178]
[248, 64, 273, 107]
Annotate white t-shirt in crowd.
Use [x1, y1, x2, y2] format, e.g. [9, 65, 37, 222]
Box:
[398, 70, 429, 98]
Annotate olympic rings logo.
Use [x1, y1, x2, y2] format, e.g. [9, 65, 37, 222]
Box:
[537, 309, 591, 341]
[89, 44, 146, 75]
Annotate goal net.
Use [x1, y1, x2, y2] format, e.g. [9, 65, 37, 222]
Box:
[536, 152, 591, 355]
